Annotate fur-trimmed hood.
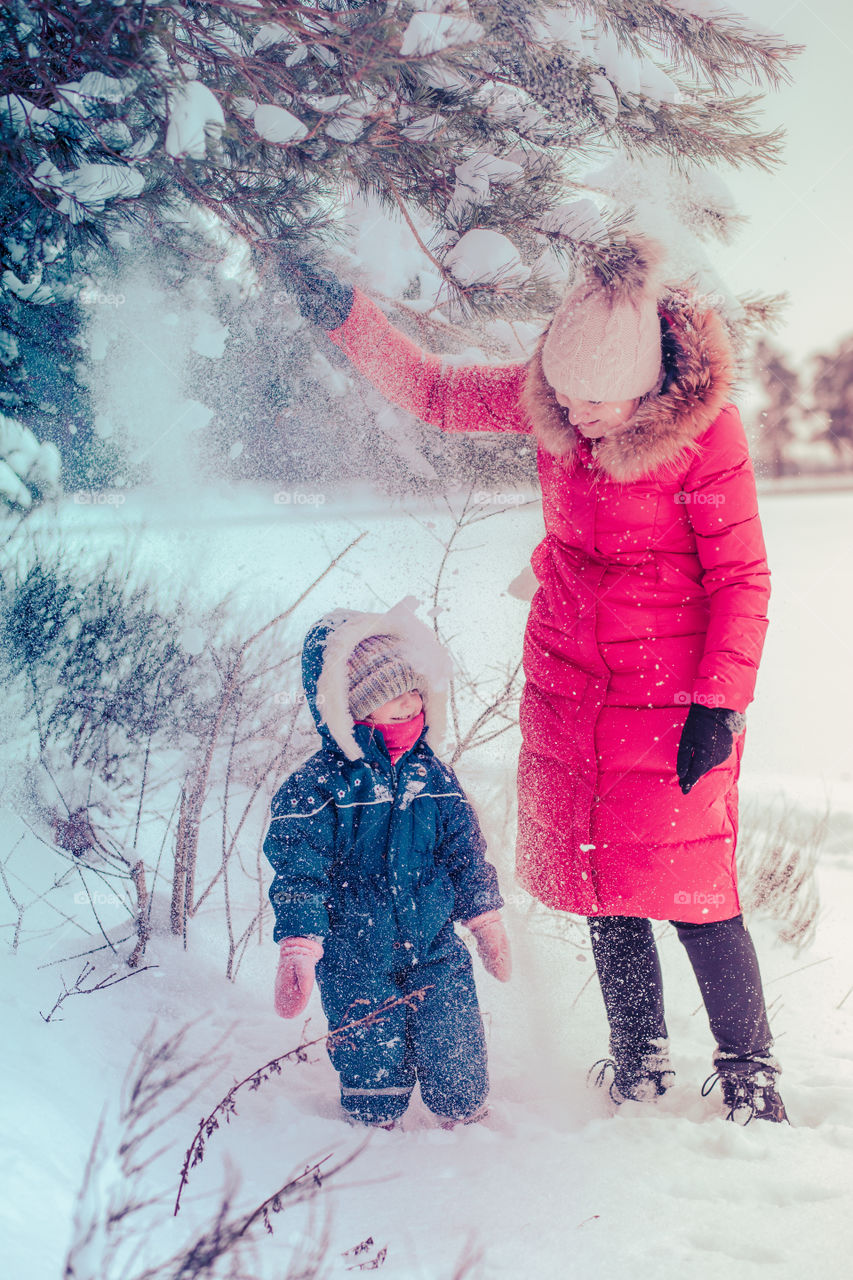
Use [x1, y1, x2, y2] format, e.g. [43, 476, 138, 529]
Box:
[522, 290, 736, 483]
[301, 597, 452, 762]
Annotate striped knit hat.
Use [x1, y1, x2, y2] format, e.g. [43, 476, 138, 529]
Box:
[347, 634, 419, 721]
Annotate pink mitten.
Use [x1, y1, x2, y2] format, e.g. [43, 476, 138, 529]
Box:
[274, 937, 324, 1018]
[464, 911, 512, 982]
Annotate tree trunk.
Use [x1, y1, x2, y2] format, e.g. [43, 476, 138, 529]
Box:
[170, 785, 190, 937]
[128, 860, 150, 968]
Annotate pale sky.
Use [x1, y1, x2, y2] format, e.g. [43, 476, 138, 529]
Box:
[716, 0, 853, 361]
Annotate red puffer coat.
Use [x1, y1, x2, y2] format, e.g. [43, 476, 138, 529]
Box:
[327, 289, 770, 924]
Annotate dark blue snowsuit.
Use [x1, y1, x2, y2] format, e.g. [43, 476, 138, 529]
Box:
[264, 614, 503, 1124]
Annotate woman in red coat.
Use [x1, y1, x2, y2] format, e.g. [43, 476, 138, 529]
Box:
[285, 238, 786, 1124]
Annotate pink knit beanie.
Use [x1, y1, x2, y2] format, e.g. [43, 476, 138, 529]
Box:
[541, 237, 665, 402]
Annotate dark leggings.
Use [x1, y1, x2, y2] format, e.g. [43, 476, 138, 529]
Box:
[588, 914, 773, 1059]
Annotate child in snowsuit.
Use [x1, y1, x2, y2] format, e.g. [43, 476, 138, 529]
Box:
[263, 600, 511, 1128]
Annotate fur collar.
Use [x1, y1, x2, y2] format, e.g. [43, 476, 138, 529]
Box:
[521, 293, 735, 483]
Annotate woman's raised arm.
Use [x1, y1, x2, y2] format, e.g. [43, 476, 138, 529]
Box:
[326, 288, 532, 436]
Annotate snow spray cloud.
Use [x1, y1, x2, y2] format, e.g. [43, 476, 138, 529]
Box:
[79, 240, 235, 493]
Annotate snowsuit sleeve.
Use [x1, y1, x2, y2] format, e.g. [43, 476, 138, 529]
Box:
[263, 774, 335, 943]
[682, 406, 771, 714]
[433, 769, 504, 921]
[326, 287, 532, 435]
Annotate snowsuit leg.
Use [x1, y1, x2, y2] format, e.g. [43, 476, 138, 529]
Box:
[317, 957, 415, 1125]
[406, 932, 489, 1121]
[316, 932, 488, 1125]
[673, 915, 773, 1057]
[588, 915, 669, 1052]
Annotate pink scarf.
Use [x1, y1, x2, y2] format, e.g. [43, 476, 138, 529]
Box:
[356, 711, 425, 763]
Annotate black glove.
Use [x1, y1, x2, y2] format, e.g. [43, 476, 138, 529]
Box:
[273, 253, 354, 329]
[676, 703, 745, 795]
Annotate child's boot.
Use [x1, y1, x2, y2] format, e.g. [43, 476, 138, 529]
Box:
[437, 1104, 489, 1131]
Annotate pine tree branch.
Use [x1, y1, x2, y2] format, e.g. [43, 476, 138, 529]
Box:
[580, 0, 802, 92]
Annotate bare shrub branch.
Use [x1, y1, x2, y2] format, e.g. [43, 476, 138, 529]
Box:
[40, 959, 157, 1023]
[737, 800, 824, 951]
[175, 985, 430, 1215]
[63, 1024, 359, 1280]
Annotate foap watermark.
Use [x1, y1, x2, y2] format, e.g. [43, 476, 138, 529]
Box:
[74, 890, 121, 907]
[473, 490, 528, 507]
[673, 690, 726, 707]
[274, 490, 326, 507]
[78, 287, 125, 307]
[274, 690, 325, 708]
[674, 490, 725, 506]
[73, 490, 126, 506]
[674, 890, 726, 908]
[494, 892, 535, 909]
[691, 291, 727, 310]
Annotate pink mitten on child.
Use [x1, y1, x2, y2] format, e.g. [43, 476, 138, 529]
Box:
[464, 911, 512, 982]
[274, 937, 324, 1018]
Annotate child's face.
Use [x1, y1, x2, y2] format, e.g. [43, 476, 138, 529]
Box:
[364, 689, 423, 724]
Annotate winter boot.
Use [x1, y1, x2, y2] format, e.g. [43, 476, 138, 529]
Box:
[701, 1050, 789, 1125]
[345, 1113, 400, 1131]
[589, 1037, 674, 1104]
[437, 1105, 489, 1131]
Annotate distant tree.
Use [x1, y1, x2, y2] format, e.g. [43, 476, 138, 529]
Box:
[810, 333, 853, 468]
[752, 338, 803, 478]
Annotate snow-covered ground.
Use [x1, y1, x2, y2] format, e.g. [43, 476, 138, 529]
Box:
[3, 487, 852, 1278]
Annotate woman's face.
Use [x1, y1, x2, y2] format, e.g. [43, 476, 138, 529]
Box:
[554, 394, 641, 439]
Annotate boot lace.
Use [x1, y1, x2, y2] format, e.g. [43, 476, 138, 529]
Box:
[588, 1057, 620, 1103]
[589, 1053, 673, 1104]
[701, 1053, 788, 1125]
